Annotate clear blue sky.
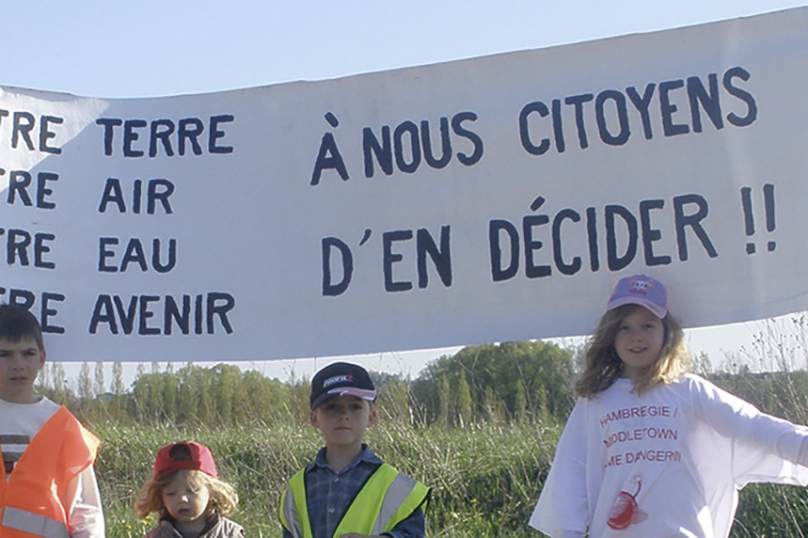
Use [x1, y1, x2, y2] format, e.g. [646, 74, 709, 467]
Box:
[4, 0, 805, 384]
[3, 1, 804, 98]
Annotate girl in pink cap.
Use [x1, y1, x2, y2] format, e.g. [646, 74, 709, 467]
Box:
[135, 441, 243, 538]
[530, 274, 808, 538]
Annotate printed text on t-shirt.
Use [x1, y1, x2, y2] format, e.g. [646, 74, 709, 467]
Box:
[599, 405, 676, 428]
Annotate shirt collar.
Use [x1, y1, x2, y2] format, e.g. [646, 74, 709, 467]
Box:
[307, 443, 382, 473]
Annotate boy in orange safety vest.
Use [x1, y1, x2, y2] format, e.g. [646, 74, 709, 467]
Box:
[0, 304, 104, 538]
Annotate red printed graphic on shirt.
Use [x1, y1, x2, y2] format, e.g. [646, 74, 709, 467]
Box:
[607, 475, 648, 530]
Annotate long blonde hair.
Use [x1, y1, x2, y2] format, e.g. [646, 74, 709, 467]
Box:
[134, 468, 238, 520]
[575, 304, 691, 398]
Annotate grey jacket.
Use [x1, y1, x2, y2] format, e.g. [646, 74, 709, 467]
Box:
[144, 515, 244, 538]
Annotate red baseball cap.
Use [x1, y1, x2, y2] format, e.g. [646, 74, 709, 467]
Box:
[153, 441, 218, 479]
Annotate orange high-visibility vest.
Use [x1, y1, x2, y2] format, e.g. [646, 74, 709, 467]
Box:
[0, 406, 99, 538]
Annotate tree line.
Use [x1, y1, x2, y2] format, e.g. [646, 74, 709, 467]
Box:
[36, 338, 808, 429]
[36, 341, 577, 427]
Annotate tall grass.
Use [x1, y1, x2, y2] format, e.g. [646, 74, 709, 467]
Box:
[82, 319, 808, 537]
[91, 414, 808, 537]
[92, 418, 561, 538]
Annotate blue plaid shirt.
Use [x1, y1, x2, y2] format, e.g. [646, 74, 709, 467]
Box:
[282, 444, 425, 538]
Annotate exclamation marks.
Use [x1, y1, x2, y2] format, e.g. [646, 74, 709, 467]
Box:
[740, 183, 776, 255]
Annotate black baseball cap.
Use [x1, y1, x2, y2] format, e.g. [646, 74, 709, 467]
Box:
[310, 362, 377, 410]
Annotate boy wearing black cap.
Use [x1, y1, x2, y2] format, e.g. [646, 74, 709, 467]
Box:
[280, 362, 429, 538]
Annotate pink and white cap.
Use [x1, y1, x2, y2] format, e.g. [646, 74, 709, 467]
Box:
[606, 274, 667, 319]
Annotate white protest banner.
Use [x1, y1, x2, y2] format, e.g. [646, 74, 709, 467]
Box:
[2, 8, 808, 362]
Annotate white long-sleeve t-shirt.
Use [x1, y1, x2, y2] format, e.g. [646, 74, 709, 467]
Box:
[0, 397, 105, 538]
[530, 374, 808, 538]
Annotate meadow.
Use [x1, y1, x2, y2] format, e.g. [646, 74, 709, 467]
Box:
[92, 414, 808, 537]
[60, 331, 808, 537]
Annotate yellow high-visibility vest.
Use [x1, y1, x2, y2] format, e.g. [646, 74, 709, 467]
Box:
[280, 462, 429, 538]
[0, 406, 99, 538]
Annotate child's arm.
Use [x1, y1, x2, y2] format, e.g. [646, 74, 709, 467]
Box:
[66, 465, 105, 538]
[692, 376, 808, 483]
[337, 506, 424, 537]
[379, 505, 426, 538]
[529, 401, 590, 537]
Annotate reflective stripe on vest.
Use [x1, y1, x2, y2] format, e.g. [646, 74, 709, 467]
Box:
[279, 470, 306, 538]
[2, 507, 69, 538]
[280, 463, 429, 538]
[370, 471, 427, 535]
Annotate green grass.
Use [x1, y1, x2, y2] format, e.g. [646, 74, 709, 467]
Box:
[92, 419, 560, 538]
[93, 417, 808, 537]
[90, 407, 808, 537]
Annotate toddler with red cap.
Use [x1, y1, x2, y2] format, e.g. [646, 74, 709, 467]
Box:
[135, 441, 243, 538]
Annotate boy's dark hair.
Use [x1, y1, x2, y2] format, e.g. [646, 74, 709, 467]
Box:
[0, 304, 44, 349]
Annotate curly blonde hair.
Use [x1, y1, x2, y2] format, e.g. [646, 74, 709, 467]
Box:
[134, 469, 238, 520]
[575, 304, 691, 398]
